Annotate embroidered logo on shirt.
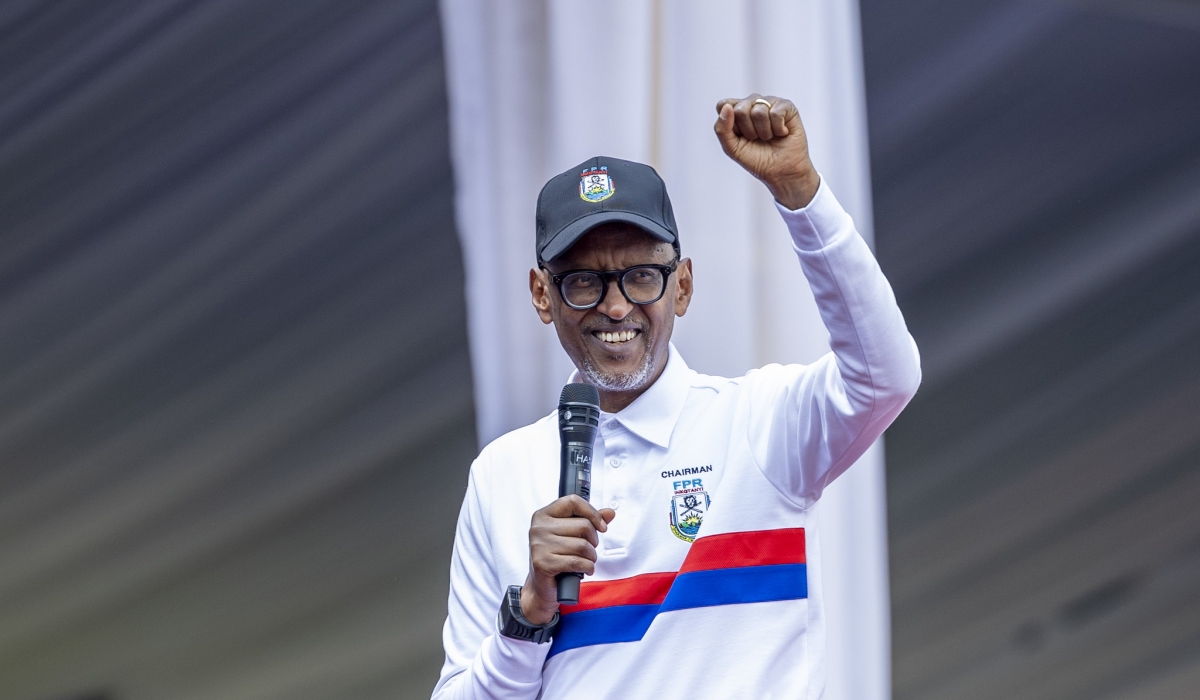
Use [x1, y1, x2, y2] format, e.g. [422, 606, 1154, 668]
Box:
[669, 478, 710, 543]
[579, 166, 615, 203]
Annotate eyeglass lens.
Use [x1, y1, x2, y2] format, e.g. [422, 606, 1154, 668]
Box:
[561, 267, 666, 308]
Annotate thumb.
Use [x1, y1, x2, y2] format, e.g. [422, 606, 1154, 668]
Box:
[713, 103, 739, 156]
[599, 508, 617, 524]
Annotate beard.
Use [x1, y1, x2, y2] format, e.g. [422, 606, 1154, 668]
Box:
[578, 346, 656, 392]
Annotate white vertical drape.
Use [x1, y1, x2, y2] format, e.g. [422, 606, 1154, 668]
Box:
[440, 1, 890, 697]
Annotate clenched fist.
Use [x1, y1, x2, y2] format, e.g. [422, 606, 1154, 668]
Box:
[714, 94, 820, 210]
[521, 495, 617, 625]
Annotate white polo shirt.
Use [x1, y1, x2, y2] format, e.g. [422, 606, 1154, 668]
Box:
[432, 180, 921, 700]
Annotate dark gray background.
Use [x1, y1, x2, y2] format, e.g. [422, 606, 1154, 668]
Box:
[0, 1, 470, 698]
[1, 1, 1198, 699]
[865, 1, 1200, 698]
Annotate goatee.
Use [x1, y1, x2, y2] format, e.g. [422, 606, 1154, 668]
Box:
[579, 350, 655, 392]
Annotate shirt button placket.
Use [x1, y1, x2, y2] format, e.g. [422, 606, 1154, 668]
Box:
[602, 434, 631, 552]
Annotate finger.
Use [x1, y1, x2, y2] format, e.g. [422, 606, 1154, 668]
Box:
[599, 507, 616, 524]
[543, 516, 600, 546]
[714, 97, 738, 115]
[773, 97, 802, 137]
[531, 513, 597, 546]
[547, 534, 598, 563]
[733, 96, 760, 140]
[716, 98, 744, 136]
[544, 494, 609, 532]
[565, 494, 610, 532]
[544, 553, 596, 577]
[713, 103, 740, 156]
[532, 532, 597, 567]
[768, 97, 790, 137]
[749, 99, 773, 140]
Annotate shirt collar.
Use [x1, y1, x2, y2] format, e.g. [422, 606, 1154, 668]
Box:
[568, 342, 691, 449]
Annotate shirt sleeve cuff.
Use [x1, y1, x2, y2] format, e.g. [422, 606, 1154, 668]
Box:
[477, 624, 552, 687]
[773, 175, 854, 252]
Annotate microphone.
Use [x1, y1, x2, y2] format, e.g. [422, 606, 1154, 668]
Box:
[556, 382, 601, 604]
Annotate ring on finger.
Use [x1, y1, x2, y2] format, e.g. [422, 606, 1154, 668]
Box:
[752, 98, 773, 109]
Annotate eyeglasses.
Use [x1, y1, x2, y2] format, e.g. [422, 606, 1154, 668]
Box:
[545, 260, 678, 310]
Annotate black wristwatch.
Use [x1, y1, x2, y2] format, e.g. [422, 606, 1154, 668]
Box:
[497, 585, 559, 644]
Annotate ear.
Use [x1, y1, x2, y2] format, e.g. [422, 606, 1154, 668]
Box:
[673, 258, 693, 317]
[530, 267, 555, 325]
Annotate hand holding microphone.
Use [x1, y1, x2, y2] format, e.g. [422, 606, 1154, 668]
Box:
[520, 383, 615, 625]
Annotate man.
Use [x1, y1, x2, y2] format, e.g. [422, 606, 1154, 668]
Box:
[432, 94, 921, 699]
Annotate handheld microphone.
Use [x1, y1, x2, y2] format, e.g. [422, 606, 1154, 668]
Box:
[556, 382, 601, 604]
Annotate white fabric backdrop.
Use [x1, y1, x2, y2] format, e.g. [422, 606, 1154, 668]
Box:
[440, 1, 890, 697]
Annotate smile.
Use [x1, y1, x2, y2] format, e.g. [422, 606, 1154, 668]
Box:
[592, 329, 641, 344]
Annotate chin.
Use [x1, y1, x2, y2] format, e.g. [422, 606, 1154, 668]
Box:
[579, 350, 656, 393]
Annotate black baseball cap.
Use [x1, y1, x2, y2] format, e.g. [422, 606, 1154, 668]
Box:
[535, 156, 680, 264]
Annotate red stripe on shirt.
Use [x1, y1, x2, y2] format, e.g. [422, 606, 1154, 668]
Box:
[560, 571, 675, 614]
[679, 528, 806, 573]
[559, 528, 806, 614]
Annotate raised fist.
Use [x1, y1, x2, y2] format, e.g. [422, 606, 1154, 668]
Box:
[714, 94, 820, 210]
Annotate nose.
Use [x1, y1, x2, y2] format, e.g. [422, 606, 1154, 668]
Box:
[595, 276, 633, 320]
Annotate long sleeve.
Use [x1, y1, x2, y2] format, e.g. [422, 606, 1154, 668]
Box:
[744, 176, 922, 503]
[432, 465, 550, 700]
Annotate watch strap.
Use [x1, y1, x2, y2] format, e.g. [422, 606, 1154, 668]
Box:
[497, 585, 559, 644]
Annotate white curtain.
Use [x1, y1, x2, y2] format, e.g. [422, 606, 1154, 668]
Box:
[440, 1, 890, 697]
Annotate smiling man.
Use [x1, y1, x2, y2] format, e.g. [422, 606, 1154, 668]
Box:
[432, 95, 922, 700]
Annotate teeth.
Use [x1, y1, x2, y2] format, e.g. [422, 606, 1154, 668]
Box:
[590, 331, 638, 343]
[595, 330, 639, 343]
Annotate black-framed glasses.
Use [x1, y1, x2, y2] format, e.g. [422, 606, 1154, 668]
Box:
[545, 260, 678, 310]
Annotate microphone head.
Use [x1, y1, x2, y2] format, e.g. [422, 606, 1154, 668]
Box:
[559, 382, 600, 408]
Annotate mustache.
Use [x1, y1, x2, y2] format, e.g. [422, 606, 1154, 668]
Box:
[582, 316, 647, 334]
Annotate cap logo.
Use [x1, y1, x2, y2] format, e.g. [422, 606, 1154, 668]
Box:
[579, 166, 615, 203]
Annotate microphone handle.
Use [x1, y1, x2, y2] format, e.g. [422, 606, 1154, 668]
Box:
[556, 437, 593, 605]
[557, 571, 582, 604]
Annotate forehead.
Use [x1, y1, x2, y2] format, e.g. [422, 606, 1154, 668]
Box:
[551, 223, 673, 270]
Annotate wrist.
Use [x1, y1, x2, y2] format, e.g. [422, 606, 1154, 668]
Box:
[520, 582, 558, 625]
[765, 167, 820, 210]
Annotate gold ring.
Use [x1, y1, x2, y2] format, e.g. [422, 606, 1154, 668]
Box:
[753, 98, 773, 109]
